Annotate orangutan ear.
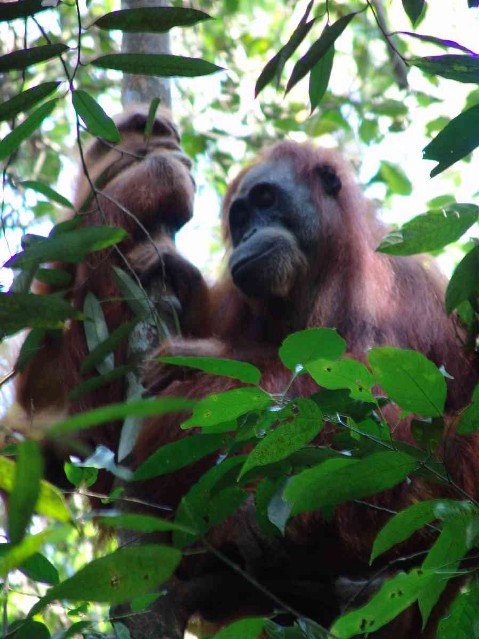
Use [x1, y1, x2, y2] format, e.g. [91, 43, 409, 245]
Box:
[317, 164, 342, 196]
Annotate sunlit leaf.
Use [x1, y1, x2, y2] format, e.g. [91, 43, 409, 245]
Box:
[412, 54, 479, 83]
[212, 617, 265, 639]
[285, 452, 417, 515]
[306, 358, 375, 403]
[279, 327, 346, 372]
[369, 347, 446, 417]
[157, 356, 261, 385]
[181, 388, 271, 429]
[239, 399, 323, 478]
[8, 440, 43, 544]
[29, 545, 181, 612]
[377, 205, 479, 255]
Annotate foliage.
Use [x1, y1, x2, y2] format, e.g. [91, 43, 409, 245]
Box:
[1, 1, 479, 638]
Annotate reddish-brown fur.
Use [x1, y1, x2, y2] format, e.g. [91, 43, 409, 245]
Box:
[16, 133, 479, 636]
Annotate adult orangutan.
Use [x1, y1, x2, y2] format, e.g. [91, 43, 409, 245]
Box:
[15, 135, 479, 637]
[127, 142, 479, 637]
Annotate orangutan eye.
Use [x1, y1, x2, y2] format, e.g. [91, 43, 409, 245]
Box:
[249, 183, 277, 209]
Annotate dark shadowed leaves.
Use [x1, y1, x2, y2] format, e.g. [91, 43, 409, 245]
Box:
[377, 204, 479, 255]
[369, 347, 446, 416]
[445, 244, 479, 314]
[0, 0, 48, 22]
[412, 55, 479, 83]
[0, 82, 60, 122]
[98, 513, 194, 536]
[255, 0, 315, 96]
[5, 226, 126, 269]
[458, 383, 479, 434]
[92, 53, 222, 77]
[0, 99, 57, 161]
[0, 292, 81, 338]
[134, 433, 227, 480]
[309, 45, 334, 112]
[286, 12, 358, 94]
[423, 105, 479, 176]
[0, 44, 67, 72]
[437, 579, 479, 639]
[402, 0, 425, 25]
[93, 7, 211, 32]
[72, 90, 120, 142]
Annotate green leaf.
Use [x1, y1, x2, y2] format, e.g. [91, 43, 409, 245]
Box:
[97, 513, 194, 536]
[239, 399, 323, 479]
[92, 54, 223, 77]
[157, 356, 261, 385]
[423, 104, 479, 176]
[446, 244, 479, 314]
[306, 358, 375, 403]
[369, 347, 446, 417]
[0, 44, 68, 72]
[377, 205, 479, 255]
[48, 397, 194, 436]
[83, 291, 114, 375]
[18, 552, 59, 585]
[35, 267, 72, 288]
[0, 293, 81, 338]
[371, 499, 455, 563]
[0, 0, 47, 22]
[398, 32, 477, 55]
[212, 617, 265, 639]
[11, 619, 50, 639]
[93, 7, 211, 32]
[144, 98, 161, 140]
[0, 525, 69, 575]
[29, 544, 181, 613]
[286, 12, 358, 94]
[419, 517, 470, 625]
[181, 388, 272, 429]
[379, 161, 412, 195]
[8, 440, 43, 544]
[81, 320, 136, 375]
[173, 456, 246, 547]
[0, 99, 57, 161]
[72, 90, 120, 142]
[6, 226, 127, 269]
[133, 433, 227, 480]
[285, 452, 417, 516]
[437, 579, 479, 639]
[309, 45, 334, 113]
[0, 82, 60, 122]
[331, 569, 427, 638]
[279, 327, 346, 372]
[68, 365, 131, 402]
[255, 1, 315, 96]
[113, 266, 151, 318]
[458, 383, 479, 434]
[412, 54, 479, 83]
[19, 179, 74, 209]
[0, 456, 70, 522]
[402, 0, 425, 25]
